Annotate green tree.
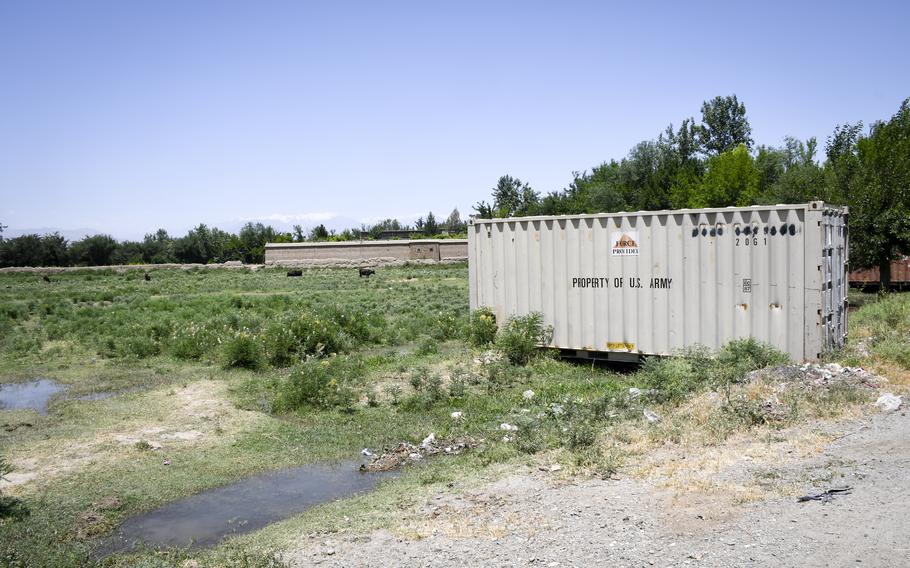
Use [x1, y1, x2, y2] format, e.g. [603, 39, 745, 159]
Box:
[828, 100, 910, 286]
[237, 222, 278, 263]
[755, 145, 788, 195]
[0, 233, 70, 267]
[586, 163, 628, 213]
[423, 212, 438, 236]
[173, 224, 230, 264]
[309, 224, 330, 241]
[549, 161, 628, 214]
[443, 208, 465, 233]
[367, 218, 404, 239]
[690, 144, 759, 207]
[69, 234, 118, 266]
[40, 233, 69, 266]
[475, 175, 540, 217]
[292, 224, 305, 242]
[538, 118, 704, 215]
[0, 234, 44, 267]
[698, 95, 753, 155]
[623, 141, 669, 210]
[111, 241, 144, 265]
[142, 229, 175, 263]
[668, 168, 703, 209]
[755, 137, 824, 204]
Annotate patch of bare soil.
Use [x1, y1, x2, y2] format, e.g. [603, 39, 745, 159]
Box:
[285, 409, 910, 567]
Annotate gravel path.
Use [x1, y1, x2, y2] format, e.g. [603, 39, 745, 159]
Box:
[285, 410, 909, 567]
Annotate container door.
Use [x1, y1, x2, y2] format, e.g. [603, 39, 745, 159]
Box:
[821, 210, 849, 351]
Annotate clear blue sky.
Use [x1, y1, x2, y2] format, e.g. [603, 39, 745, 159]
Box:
[1, 0, 908, 239]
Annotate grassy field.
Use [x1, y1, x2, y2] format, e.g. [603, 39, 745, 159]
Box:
[0, 266, 907, 568]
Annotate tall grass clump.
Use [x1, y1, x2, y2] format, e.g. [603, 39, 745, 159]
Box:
[717, 337, 789, 374]
[467, 307, 497, 347]
[222, 331, 264, 370]
[495, 312, 552, 365]
[275, 356, 364, 411]
[170, 323, 219, 360]
[637, 340, 787, 402]
[850, 292, 910, 368]
[263, 306, 386, 366]
[637, 355, 708, 402]
[431, 310, 465, 341]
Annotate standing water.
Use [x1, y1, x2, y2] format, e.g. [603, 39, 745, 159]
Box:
[0, 379, 66, 415]
[99, 461, 397, 554]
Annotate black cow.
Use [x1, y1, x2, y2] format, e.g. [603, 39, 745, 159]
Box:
[358, 267, 375, 278]
[42, 275, 52, 283]
[286, 269, 303, 277]
[144, 273, 152, 282]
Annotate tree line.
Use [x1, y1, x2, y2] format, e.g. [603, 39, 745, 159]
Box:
[303, 208, 466, 242]
[0, 210, 468, 268]
[474, 95, 910, 285]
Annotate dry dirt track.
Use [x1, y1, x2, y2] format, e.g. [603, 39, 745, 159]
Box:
[285, 410, 910, 568]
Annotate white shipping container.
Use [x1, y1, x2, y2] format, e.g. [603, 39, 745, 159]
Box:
[468, 202, 848, 362]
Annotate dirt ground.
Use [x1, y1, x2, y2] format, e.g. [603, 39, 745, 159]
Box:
[284, 408, 909, 567]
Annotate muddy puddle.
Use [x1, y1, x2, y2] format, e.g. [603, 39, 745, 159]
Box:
[99, 460, 398, 554]
[0, 379, 144, 412]
[0, 379, 66, 415]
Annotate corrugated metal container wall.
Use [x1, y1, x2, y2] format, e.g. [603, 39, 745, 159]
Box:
[469, 202, 848, 361]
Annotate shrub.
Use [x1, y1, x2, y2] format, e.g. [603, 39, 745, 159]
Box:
[574, 444, 623, 479]
[873, 338, 910, 369]
[467, 308, 498, 347]
[512, 415, 547, 454]
[480, 357, 531, 393]
[383, 384, 402, 406]
[1, 303, 28, 321]
[170, 323, 218, 360]
[318, 304, 385, 344]
[637, 339, 788, 402]
[401, 368, 448, 410]
[714, 338, 788, 387]
[262, 324, 299, 366]
[565, 419, 597, 450]
[637, 356, 705, 402]
[432, 311, 464, 341]
[409, 366, 430, 392]
[448, 373, 467, 399]
[495, 312, 552, 365]
[124, 336, 160, 358]
[424, 373, 445, 404]
[285, 311, 351, 356]
[222, 332, 264, 370]
[415, 336, 439, 355]
[275, 356, 363, 411]
[261, 310, 356, 367]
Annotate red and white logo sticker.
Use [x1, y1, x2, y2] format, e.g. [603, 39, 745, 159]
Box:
[611, 231, 639, 256]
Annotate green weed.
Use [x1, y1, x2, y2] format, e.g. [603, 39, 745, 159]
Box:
[467, 307, 497, 346]
[495, 312, 552, 365]
[275, 356, 364, 411]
